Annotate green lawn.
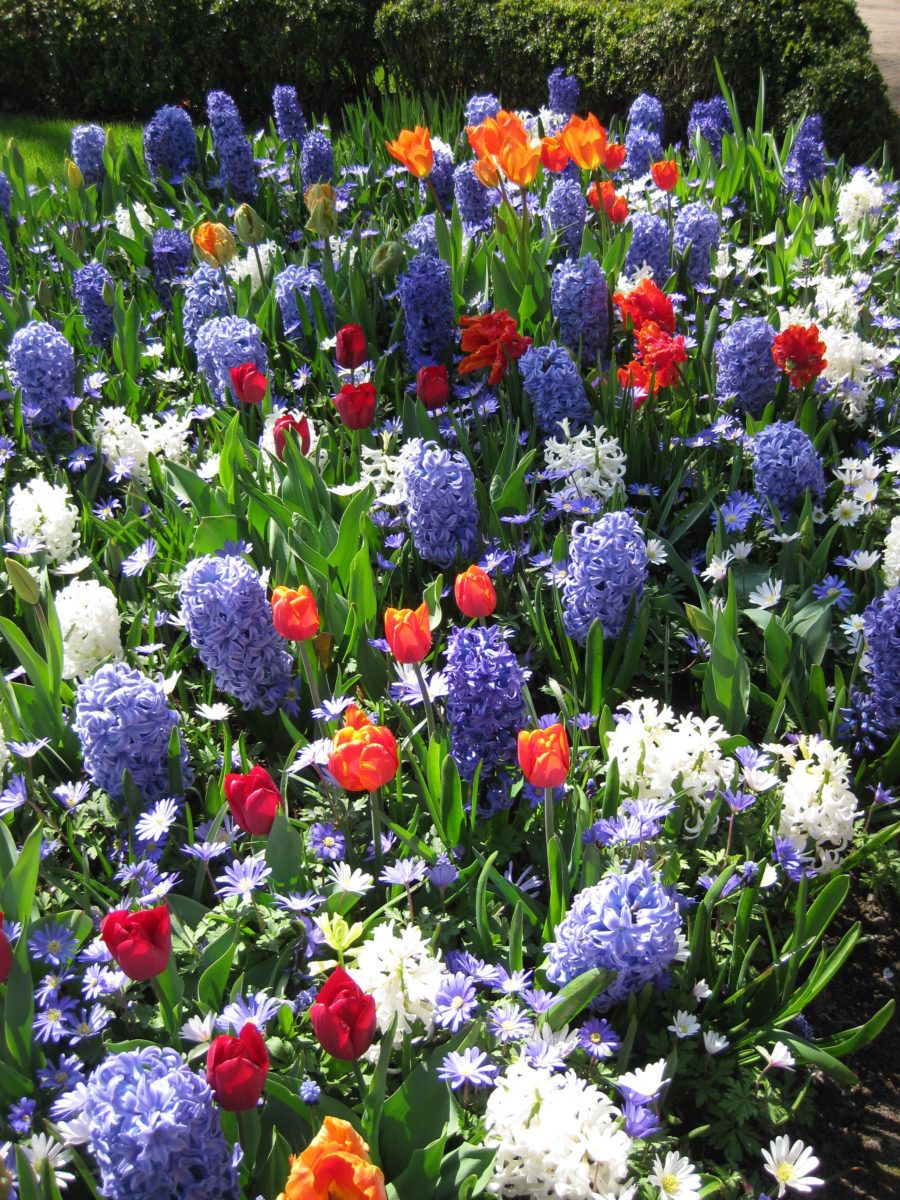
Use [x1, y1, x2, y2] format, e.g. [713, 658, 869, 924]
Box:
[0, 115, 143, 179]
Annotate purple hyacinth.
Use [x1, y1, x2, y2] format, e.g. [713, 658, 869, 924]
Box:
[551, 255, 608, 363]
[272, 84, 306, 147]
[8, 320, 75, 426]
[625, 124, 662, 179]
[195, 316, 268, 404]
[546, 176, 586, 255]
[548, 67, 579, 117]
[453, 161, 495, 234]
[179, 554, 292, 714]
[301, 128, 333, 188]
[624, 210, 670, 282]
[673, 202, 720, 286]
[627, 93, 664, 134]
[274, 264, 335, 345]
[402, 438, 480, 568]
[142, 105, 196, 182]
[398, 253, 454, 370]
[545, 859, 683, 1008]
[0, 169, 11, 219]
[750, 420, 824, 513]
[206, 90, 257, 199]
[181, 265, 229, 348]
[74, 262, 115, 346]
[464, 94, 501, 126]
[862, 588, 900, 732]
[784, 115, 827, 200]
[561, 511, 648, 642]
[0, 244, 9, 294]
[687, 96, 733, 157]
[404, 213, 438, 257]
[519, 342, 592, 435]
[73, 662, 189, 802]
[71, 125, 106, 186]
[715, 317, 779, 418]
[151, 228, 193, 309]
[422, 146, 454, 211]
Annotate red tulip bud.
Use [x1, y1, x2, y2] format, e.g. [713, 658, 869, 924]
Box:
[335, 323, 368, 370]
[100, 906, 171, 981]
[229, 362, 268, 405]
[272, 413, 311, 459]
[416, 364, 449, 411]
[224, 765, 281, 836]
[333, 382, 376, 430]
[310, 967, 377, 1061]
[206, 1023, 269, 1111]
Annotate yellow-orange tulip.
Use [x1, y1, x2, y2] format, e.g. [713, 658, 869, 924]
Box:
[384, 602, 432, 664]
[192, 221, 236, 267]
[278, 1117, 386, 1200]
[385, 126, 434, 178]
[472, 156, 500, 188]
[560, 113, 608, 171]
[497, 139, 541, 189]
[329, 706, 399, 793]
[517, 723, 570, 789]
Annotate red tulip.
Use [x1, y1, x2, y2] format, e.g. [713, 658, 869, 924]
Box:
[101, 905, 171, 981]
[650, 160, 679, 192]
[271, 584, 320, 641]
[207, 1022, 269, 1111]
[416, 364, 449, 411]
[224, 765, 281, 836]
[454, 564, 496, 618]
[383, 602, 431, 664]
[0, 912, 12, 984]
[517, 724, 570, 789]
[310, 967, 377, 1061]
[229, 362, 268, 405]
[336, 324, 368, 370]
[273, 413, 311, 459]
[333, 382, 376, 430]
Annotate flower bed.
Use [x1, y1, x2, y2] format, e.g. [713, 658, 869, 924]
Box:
[0, 69, 898, 1200]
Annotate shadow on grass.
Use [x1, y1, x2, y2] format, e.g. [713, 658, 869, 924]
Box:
[0, 115, 143, 179]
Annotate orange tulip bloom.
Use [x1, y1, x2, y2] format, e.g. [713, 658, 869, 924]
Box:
[561, 114, 608, 170]
[517, 724, 570, 789]
[590, 180, 628, 223]
[650, 160, 679, 191]
[385, 126, 434, 178]
[540, 134, 570, 172]
[497, 139, 541, 189]
[458, 309, 532, 386]
[271, 585, 320, 641]
[278, 1117, 386, 1200]
[454, 564, 496, 619]
[636, 321, 687, 388]
[472, 156, 500, 187]
[602, 142, 627, 171]
[329, 706, 398, 793]
[192, 221, 236, 267]
[467, 110, 528, 159]
[613, 278, 676, 334]
[384, 602, 431, 664]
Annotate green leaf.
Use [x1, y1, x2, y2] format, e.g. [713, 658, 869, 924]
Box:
[379, 1063, 452, 1181]
[547, 967, 613, 1031]
[198, 929, 238, 1009]
[0, 823, 43, 926]
[265, 809, 303, 886]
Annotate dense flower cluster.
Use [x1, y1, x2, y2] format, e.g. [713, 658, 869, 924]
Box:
[398, 253, 454, 370]
[784, 115, 827, 199]
[863, 587, 900, 731]
[561, 511, 648, 641]
[546, 176, 587, 255]
[195, 316, 268, 403]
[301, 128, 334, 188]
[519, 342, 592, 435]
[56, 579, 122, 678]
[8, 320, 75, 426]
[182, 265, 230, 348]
[624, 211, 669, 282]
[673, 202, 720, 286]
[274, 264, 335, 345]
[454, 161, 495, 234]
[152, 229, 193, 308]
[74, 263, 115, 346]
[71, 124, 106, 185]
[751, 421, 825, 512]
[272, 84, 306, 146]
[401, 439, 479, 567]
[349, 922, 448, 1045]
[9, 476, 80, 562]
[551, 255, 608, 363]
[776, 736, 860, 872]
[687, 96, 733, 156]
[142, 105, 196, 181]
[207, 90, 257, 198]
[716, 317, 779, 417]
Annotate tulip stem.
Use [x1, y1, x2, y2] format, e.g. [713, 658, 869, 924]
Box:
[412, 661, 436, 739]
[369, 789, 383, 872]
[236, 1108, 250, 1153]
[152, 975, 179, 1041]
[251, 244, 266, 291]
[353, 1060, 367, 1103]
[544, 786, 555, 851]
[218, 265, 235, 315]
[299, 641, 322, 713]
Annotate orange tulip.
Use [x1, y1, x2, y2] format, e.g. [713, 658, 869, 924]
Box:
[278, 1117, 386, 1200]
[454, 565, 496, 618]
[467, 110, 528, 159]
[458, 309, 532, 386]
[635, 320, 687, 388]
[561, 114, 608, 170]
[192, 221, 236, 267]
[650, 160, 679, 191]
[602, 142, 627, 171]
[517, 724, 570, 789]
[271, 585, 320, 641]
[497, 139, 541, 188]
[540, 134, 570, 172]
[384, 602, 431, 664]
[472, 156, 500, 188]
[329, 706, 398, 793]
[385, 126, 434, 178]
[613, 277, 676, 334]
[590, 180, 628, 223]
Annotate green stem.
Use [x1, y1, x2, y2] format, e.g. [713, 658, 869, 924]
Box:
[299, 640, 323, 712]
[412, 661, 436, 739]
[218, 264, 235, 315]
[369, 789, 383, 872]
[544, 786, 555, 850]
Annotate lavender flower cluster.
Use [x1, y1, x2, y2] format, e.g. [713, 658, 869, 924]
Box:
[562, 511, 648, 642]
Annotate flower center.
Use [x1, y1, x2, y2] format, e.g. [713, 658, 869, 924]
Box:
[661, 1173, 680, 1195]
[775, 1164, 796, 1185]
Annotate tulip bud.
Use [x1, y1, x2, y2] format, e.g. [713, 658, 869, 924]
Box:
[333, 382, 376, 430]
[310, 967, 377, 1061]
[207, 1024, 269, 1112]
[230, 362, 268, 405]
[101, 277, 116, 306]
[193, 221, 236, 267]
[71, 223, 87, 255]
[416, 364, 449, 410]
[271, 584, 320, 641]
[65, 158, 84, 189]
[371, 240, 404, 277]
[4, 557, 40, 606]
[272, 412, 311, 459]
[384, 602, 431, 664]
[335, 323, 368, 370]
[105, 127, 116, 157]
[304, 183, 338, 238]
[517, 723, 570, 789]
[454, 564, 496, 619]
[235, 202, 265, 245]
[36, 277, 54, 308]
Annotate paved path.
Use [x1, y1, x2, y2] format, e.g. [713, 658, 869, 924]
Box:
[857, 0, 900, 111]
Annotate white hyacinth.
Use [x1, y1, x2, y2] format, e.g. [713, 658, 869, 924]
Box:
[484, 1059, 633, 1199]
[543, 419, 627, 501]
[884, 514, 900, 588]
[348, 920, 447, 1045]
[95, 406, 150, 481]
[775, 735, 860, 872]
[55, 579, 122, 678]
[9, 477, 80, 564]
[836, 170, 884, 237]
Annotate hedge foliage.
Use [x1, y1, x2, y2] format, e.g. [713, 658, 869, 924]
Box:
[0, 0, 896, 161]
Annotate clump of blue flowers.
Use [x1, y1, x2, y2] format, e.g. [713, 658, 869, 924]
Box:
[152, 229, 193, 309]
[142, 105, 196, 182]
[71, 124, 106, 186]
[274, 264, 335, 345]
[206, 90, 257, 199]
[301, 128, 333, 188]
[182, 265, 229, 349]
[551, 255, 608, 364]
[179, 553, 292, 714]
[74, 263, 115, 346]
[784, 114, 827, 200]
[402, 439, 480, 568]
[59, 1046, 239, 1200]
[562, 511, 648, 642]
[8, 320, 75, 426]
[73, 662, 189, 802]
[453, 162, 495, 235]
[688, 96, 733, 157]
[863, 587, 900, 732]
[673, 202, 720, 287]
[546, 176, 586, 255]
[464, 94, 500, 126]
[547, 67, 579, 117]
[715, 317, 779, 418]
[0, 169, 10, 219]
[627, 93, 664, 134]
[423, 145, 454, 211]
[624, 211, 669, 283]
[625, 124, 662, 179]
[519, 342, 592, 435]
[272, 84, 306, 147]
[404, 213, 438, 257]
[398, 253, 454, 370]
[195, 316, 268, 404]
[751, 421, 825, 513]
[545, 859, 683, 1008]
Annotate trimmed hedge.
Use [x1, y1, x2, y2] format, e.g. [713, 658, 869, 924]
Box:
[375, 0, 899, 162]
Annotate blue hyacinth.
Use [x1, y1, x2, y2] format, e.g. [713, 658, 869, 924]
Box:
[274, 264, 335, 345]
[301, 128, 333, 188]
[624, 211, 670, 282]
[687, 97, 733, 157]
[784, 115, 827, 200]
[751, 420, 825, 513]
[519, 342, 593, 435]
[0, 245, 10, 294]
[181, 265, 229, 349]
[0, 169, 11, 219]
[8, 320, 75, 426]
[422, 146, 454, 211]
[863, 588, 900, 732]
[546, 176, 586, 255]
[444, 624, 525, 811]
[464, 94, 501, 126]
[73, 663, 189, 802]
[551, 255, 608, 363]
[179, 554, 292, 714]
[74, 263, 115, 346]
[562, 511, 648, 642]
[206, 90, 257, 199]
[404, 213, 439, 257]
[627, 93, 664, 134]
[625, 124, 662, 179]
[272, 84, 306, 147]
[71, 125, 106, 186]
[547, 67, 579, 117]
[398, 253, 455, 370]
[715, 317, 779, 418]
[61, 1047, 238, 1200]
[402, 438, 480, 568]
[195, 316, 268, 404]
[545, 860, 683, 1009]
[453, 161, 495, 234]
[152, 229, 193, 309]
[142, 105, 196, 182]
[673, 202, 720, 286]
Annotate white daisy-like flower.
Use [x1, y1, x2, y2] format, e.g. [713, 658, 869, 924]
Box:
[650, 1151, 702, 1199]
[328, 862, 374, 894]
[155, 366, 185, 384]
[180, 1012, 217, 1043]
[22, 1133, 75, 1190]
[762, 1135, 824, 1196]
[703, 1030, 729, 1055]
[832, 497, 862, 527]
[731, 541, 754, 561]
[667, 1010, 700, 1038]
[646, 538, 668, 566]
[701, 551, 735, 583]
[748, 577, 783, 609]
[196, 702, 232, 721]
[769, 531, 801, 544]
[142, 341, 166, 360]
[852, 479, 879, 506]
[617, 1057, 669, 1100]
[692, 979, 712, 1000]
[757, 1040, 796, 1070]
